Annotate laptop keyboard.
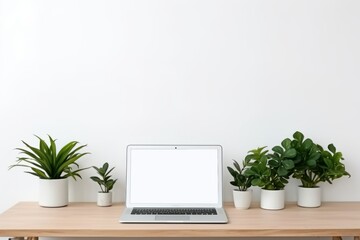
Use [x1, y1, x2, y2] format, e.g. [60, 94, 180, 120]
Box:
[131, 208, 217, 215]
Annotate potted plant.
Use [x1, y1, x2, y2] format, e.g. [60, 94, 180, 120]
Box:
[291, 131, 350, 207]
[10, 135, 89, 207]
[91, 162, 118, 207]
[227, 154, 254, 209]
[245, 141, 296, 210]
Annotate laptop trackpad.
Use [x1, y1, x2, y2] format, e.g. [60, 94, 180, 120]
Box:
[155, 215, 190, 221]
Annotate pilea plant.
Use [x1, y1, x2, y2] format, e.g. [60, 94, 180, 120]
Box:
[244, 140, 296, 190]
[291, 131, 350, 188]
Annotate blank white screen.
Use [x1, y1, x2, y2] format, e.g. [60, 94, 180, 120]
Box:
[129, 148, 219, 205]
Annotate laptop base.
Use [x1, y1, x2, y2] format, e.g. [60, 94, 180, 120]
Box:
[120, 207, 228, 223]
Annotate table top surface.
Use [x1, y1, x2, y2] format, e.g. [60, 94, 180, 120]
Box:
[1, 202, 360, 237]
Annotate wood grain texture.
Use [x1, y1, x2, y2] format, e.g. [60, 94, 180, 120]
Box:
[1, 202, 360, 237]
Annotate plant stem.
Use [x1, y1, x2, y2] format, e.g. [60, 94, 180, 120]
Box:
[98, 183, 104, 193]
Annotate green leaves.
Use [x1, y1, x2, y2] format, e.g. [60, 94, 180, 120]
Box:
[10, 135, 89, 180]
[232, 131, 350, 191]
[227, 158, 253, 191]
[293, 131, 304, 143]
[289, 131, 350, 187]
[283, 149, 296, 158]
[91, 162, 118, 193]
[244, 146, 292, 190]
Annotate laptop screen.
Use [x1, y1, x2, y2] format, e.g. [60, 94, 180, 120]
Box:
[126, 145, 223, 208]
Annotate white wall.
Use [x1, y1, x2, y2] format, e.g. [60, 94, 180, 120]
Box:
[1, 0, 360, 239]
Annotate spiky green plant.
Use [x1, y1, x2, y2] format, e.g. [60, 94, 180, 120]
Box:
[90, 162, 118, 193]
[10, 135, 89, 179]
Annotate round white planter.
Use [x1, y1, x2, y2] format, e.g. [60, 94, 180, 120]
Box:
[97, 192, 112, 207]
[233, 189, 252, 209]
[260, 189, 285, 210]
[297, 186, 321, 208]
[39, 178, 68, 207]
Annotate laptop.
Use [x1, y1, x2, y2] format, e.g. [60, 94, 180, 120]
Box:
[120, 144, 228, 223]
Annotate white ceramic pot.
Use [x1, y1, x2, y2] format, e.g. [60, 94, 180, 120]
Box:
[39, 178, 68, 207]
[260, 189, 285, 210]
[297, 186, 321, 208]
[233, 189, 252, 209]
[97, 192, 112, 207]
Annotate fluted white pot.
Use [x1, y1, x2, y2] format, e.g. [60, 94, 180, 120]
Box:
[233, 189, 252, 209]
[260, 189, 285, 210]
[297, 186, 321, 208]
[39, 178, 68, 207]
[97, 192, 112, 207]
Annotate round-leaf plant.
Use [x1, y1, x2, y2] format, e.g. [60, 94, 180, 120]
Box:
[291, 131, 350, 188]
[244, 141, 296, 190]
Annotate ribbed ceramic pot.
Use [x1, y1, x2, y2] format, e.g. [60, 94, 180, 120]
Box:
[97, 192, 112, 207]
[39, 178, 68, 207]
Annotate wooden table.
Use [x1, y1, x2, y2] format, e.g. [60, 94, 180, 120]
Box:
[0, 202, 360, 240]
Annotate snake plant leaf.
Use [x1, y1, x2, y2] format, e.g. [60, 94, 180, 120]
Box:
[20, 141, 50, 162]
[48, 135, 57, 163]
[57, 152, 89, 174]
[15, 147, 52, 175]
[68, 144, 88, 158]
[31, 167, 48, 179]
[56, 141, 79, 165]
[15, 147, 39, 161]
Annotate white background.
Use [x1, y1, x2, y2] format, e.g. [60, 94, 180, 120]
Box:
[0, 0, 360, 240]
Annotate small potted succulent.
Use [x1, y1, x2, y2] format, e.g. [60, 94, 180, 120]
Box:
[10, 135, 89, 207]
[91, 162, 118, 207]
[291, 131, 350, 207]
[245, 141, 296, 210]
[227, 154, 254, 209]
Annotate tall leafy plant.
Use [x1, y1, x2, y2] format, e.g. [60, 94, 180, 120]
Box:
[10, 135, 89, 179]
